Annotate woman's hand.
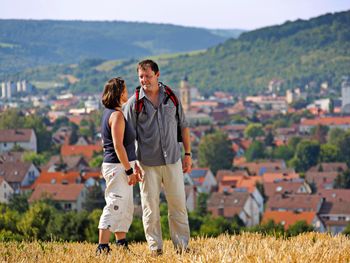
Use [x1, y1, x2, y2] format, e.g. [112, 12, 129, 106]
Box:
[127, 173, 138, 186]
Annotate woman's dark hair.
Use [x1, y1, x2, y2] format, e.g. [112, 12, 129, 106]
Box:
[101, 77, 125, 109]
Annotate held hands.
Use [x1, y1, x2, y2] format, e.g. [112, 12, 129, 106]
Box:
[127, 163, 144, 186]
[182, 155, 192, 173]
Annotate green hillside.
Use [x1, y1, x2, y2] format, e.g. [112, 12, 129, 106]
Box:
[0, 19, 232, 75]
[162, 10, 350, 95]
[2, 11, 349, 96]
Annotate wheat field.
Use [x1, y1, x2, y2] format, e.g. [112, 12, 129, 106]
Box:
[1, 232, 350, 263]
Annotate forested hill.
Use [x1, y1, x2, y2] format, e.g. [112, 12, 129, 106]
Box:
[160, 10, 350, 95]
[2, 11, 349, 96]
[0, 19, 238, 74]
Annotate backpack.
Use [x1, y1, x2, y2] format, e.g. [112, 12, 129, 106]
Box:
[134, 83, 183, 142]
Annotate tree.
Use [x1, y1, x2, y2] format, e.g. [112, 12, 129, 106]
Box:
[198, 130, 234, 175]
[23, 151, 49, 167]
[8, 193, 29, 213]
[128, 217, 147, 242]
[84, 209, 102, 243]
[194, 193, 209, 216]
[264, 130, 275, 147]
[337, 131, 350, 166]
[0, 109, 25, 129]
[287, 220, 314, 237]
[89, 156, 103, 168]
[329, 98, 335, 114]
[334, 169, 350, 189]
[199, 215, 231, 237]
[23, 114, 52, 153]
[319, 144, 341, 163]
[272, 145, 294, 161]
[244, 123, 265, 140]
[290, 99, 308, 110]
[292, 140, 320, 172]
[343, 222, 350, 236]
[245, 141, 265, 161]
[287, 137, 302, 149]
[311, 125, 329, 144]
[327, 128, 346, 147]
[83, 184, 105, 212]
[18, 202, 57, 240]
[247, 219, 284, 237]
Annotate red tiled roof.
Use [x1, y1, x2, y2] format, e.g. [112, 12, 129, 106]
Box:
[264, 180, 308, 198]
[0, 129, 33, 142]
[317, 189, 350, 203]
[35, 171, 81, 185]
[29, 183, 85, 202]
[301, 116, 350, 126]
[266, 194, 322, 212]
[262, 211, 316, 229]
[0, 162, 32, 183]
[307, 163, 348, 173]
[263, 172, 300, 183]
[61, 144, 102, 159]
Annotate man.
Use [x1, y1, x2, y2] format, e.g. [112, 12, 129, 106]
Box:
[124, 59, 192, 255]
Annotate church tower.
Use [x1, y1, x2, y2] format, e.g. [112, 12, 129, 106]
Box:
[180, 75, 191, 113]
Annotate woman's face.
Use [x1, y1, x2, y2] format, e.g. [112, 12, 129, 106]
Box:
[120, 85, 128, 105]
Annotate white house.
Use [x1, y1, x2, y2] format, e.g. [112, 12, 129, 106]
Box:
[0, 162, 40, 193]
[184, 168, 217, 193]
[207, 191, 260, 227]
[0, 177, 14, 204]
[0, 129, 37, 153]
[28, 183, 88, 211]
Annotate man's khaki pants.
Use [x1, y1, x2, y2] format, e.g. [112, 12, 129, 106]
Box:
[139, 159, 190, 251]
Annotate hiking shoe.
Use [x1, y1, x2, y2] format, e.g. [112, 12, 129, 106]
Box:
[116, 239, 129, 250]
[176, 247, 191, 254]
[96, 244, 111, 255]
[150, 249, 163, 257]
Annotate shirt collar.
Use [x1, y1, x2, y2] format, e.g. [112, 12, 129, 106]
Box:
[139, 82, 165, 101]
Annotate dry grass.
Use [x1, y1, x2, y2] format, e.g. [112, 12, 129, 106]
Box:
[1, 232, 350, 263]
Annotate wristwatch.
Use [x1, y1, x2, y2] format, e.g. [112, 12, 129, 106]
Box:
[125, 167, 134, 175]
[185, 152, 191, 156]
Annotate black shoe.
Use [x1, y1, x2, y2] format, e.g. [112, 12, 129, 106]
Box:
[150, 249, 163, 257]
[96, 244, 111, 255]
[116, 239, 129, 250]
[176, 247, 191, 254]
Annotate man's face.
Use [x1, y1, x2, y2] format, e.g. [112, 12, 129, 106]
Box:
[138, 66, 159, 91]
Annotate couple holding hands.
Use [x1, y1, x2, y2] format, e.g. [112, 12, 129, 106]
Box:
[97, 59, 192, 256]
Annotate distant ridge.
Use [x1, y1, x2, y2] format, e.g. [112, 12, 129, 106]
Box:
[0, 19, 237, 74]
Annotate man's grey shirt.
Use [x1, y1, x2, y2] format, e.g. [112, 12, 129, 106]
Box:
[123, 83, 189, 166]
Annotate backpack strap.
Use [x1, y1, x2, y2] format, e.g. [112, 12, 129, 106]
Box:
[134, 84, 183, 142]
[163, 85, 183, 142]
[134, 86, 143, 140]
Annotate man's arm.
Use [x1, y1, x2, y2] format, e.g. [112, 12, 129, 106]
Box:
[182, 126, 192, 173]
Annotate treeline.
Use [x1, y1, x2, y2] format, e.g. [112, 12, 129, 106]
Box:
[3, 193, 348, 243]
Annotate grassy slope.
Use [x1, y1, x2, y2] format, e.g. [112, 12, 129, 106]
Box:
[1, 233, 350, 262]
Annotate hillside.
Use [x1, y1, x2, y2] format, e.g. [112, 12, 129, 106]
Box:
[162, 10, 350, 95]
[2, 11, 349, 96]
[0, 19, 235, 74]
[1, 233, 350, 262]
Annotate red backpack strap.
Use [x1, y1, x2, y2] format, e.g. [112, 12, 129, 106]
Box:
[134, 86, 143, 114]
[164, 85, 179, 106]
[134, 86, 143, 140]
[163, 85, 183, 142]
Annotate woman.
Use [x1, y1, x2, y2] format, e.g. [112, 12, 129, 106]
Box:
[97, 77, 142, 254]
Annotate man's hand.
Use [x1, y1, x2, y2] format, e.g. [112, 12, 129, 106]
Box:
[135, 162, 144, 182]
[182, 155, 192, 173]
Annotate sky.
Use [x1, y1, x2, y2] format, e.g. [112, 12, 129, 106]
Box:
[0, 0, 349, 30]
